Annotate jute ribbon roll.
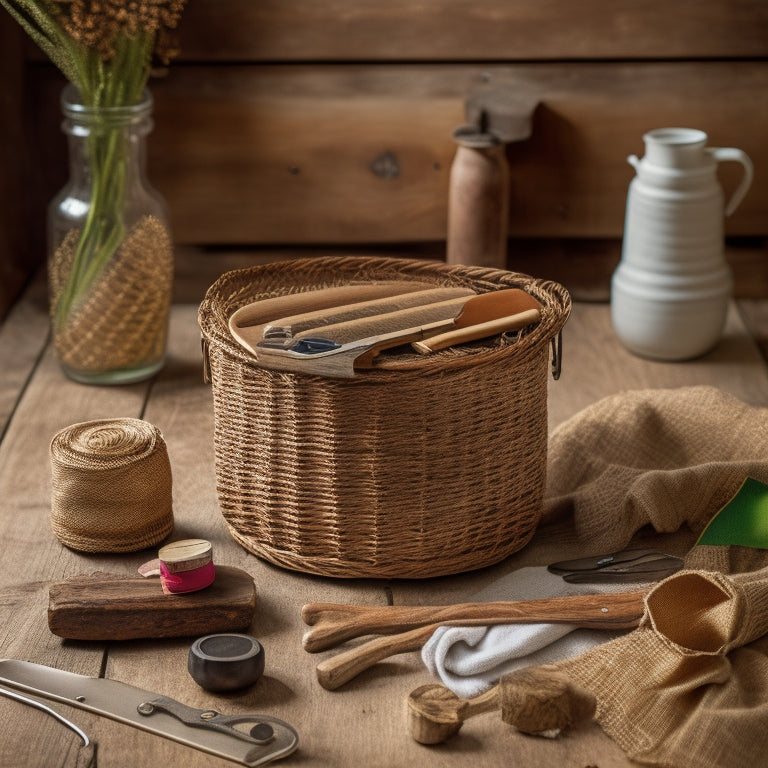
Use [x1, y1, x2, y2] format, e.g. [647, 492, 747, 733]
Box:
[50, 418, 174, 553]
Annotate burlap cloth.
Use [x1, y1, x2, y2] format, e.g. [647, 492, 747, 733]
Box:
[50, 418, 174, 552]
[516, 385, 768, 768]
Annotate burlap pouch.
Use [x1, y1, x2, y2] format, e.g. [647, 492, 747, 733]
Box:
[510, 385, 768, 768]
[505, 567, 768, 768]
[50, 418, 174, 552]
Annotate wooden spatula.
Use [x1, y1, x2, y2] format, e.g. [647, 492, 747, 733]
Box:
[412, 288, 542, 353]
[262, 286, 476, 343]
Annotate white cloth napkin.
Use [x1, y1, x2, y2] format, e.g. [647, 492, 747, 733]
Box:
[421, 566, 637, 698]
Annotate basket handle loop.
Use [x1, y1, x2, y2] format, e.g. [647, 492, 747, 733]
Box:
[551, 330, 563, 381]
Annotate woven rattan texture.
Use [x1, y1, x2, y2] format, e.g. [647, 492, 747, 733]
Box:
[50, 215, 172, 372]
[199, 256, 571, 578]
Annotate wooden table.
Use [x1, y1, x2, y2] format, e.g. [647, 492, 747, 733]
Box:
[2, 277, 768, 768]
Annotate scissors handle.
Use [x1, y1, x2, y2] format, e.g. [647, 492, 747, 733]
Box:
[139, 696, 281, 745]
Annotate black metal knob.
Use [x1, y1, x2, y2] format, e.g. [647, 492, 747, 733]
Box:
[188, 633, 265, 692]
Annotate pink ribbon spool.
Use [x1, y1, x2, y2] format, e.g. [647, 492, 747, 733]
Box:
[145, 539, 216, 595]
[159, 559, 216, 594]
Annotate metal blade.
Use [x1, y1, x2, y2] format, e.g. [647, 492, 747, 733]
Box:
[562, 563, 683, 584]
[0, 660, 298, 767]
[548, 548, 673, 575]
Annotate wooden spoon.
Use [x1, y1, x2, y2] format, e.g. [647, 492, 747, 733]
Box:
[312, 591, 646, 690]
[407, 683, 500, 744]
[302, 590, 646, 653]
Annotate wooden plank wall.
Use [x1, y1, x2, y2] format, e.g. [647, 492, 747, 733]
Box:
[0, 17, 32, 320]
[4, 0, 768, 318]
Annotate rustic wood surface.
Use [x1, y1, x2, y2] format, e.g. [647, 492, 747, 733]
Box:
[162, 0, 768, 62]
[22, 1, 768, 63]
[6, 0, 767, 321]
[1, 273, 768, 767]
[27, 62, 768, 246]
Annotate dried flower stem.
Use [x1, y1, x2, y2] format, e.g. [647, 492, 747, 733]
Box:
[1, 0, 186, 327]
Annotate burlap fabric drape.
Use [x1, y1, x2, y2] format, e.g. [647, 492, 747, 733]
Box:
[520, 386, 768, 768]
[50, 418, 174, 552]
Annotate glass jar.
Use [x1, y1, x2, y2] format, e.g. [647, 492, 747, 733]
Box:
[47, 84, 173, 384]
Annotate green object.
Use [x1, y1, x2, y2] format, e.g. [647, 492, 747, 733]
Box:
[696, 477, 768, 549]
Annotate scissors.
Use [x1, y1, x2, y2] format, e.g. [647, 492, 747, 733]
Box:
[548, 548, 684, 583]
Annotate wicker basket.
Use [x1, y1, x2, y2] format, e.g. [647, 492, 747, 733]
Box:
[199, 256, 570, 579]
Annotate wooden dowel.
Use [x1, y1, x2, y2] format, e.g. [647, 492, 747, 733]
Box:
[302, 591, 646, 653]
[312, 591, 647, 690]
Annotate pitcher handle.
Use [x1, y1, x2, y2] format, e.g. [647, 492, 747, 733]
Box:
[709, 147, 754, 216]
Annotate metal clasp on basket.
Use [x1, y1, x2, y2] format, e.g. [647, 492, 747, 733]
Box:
[201, 337, 211, 384]
[500, 326, 563, 381]
[551, 330, 563, 380]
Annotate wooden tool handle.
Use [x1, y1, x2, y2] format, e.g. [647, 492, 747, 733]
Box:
[293, 296, 471, 345]
[230, 282, 429, 330]
[228, 282, 430, 355]
[412, 308, 541, 354]
[302, 591, 646, 653]
[316, 624, 439, 690]
[265, 287, 475, 338]
[314, 591, 646, 690]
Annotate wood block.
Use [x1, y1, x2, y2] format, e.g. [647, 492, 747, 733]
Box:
[47, 565, 256, 641]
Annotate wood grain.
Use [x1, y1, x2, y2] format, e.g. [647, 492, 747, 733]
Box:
[303, 591, 645, 652]
[0, 272, 49, 434]
[7, 1, 768, 306]
[173, 0, 768, 62]
[48, 566, 257, 641]
[26, 62, 768, 247]
[312, 592, 644, 689]
[2, 292, 768, 766]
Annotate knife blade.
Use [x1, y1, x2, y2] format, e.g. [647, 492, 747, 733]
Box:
[548, 548, 675, 575]
[562, 562, 683, 584]
[548, 551, 684, 584]
[0, 659, 298, 767]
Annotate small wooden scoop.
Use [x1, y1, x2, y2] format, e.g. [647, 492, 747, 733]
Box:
[311, 591, 645, 690]
[408, 683, 500, 744]
[408, 668, 596, 745]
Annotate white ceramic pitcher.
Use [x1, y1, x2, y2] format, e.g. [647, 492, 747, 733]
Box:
[611, 127, 753, 360]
